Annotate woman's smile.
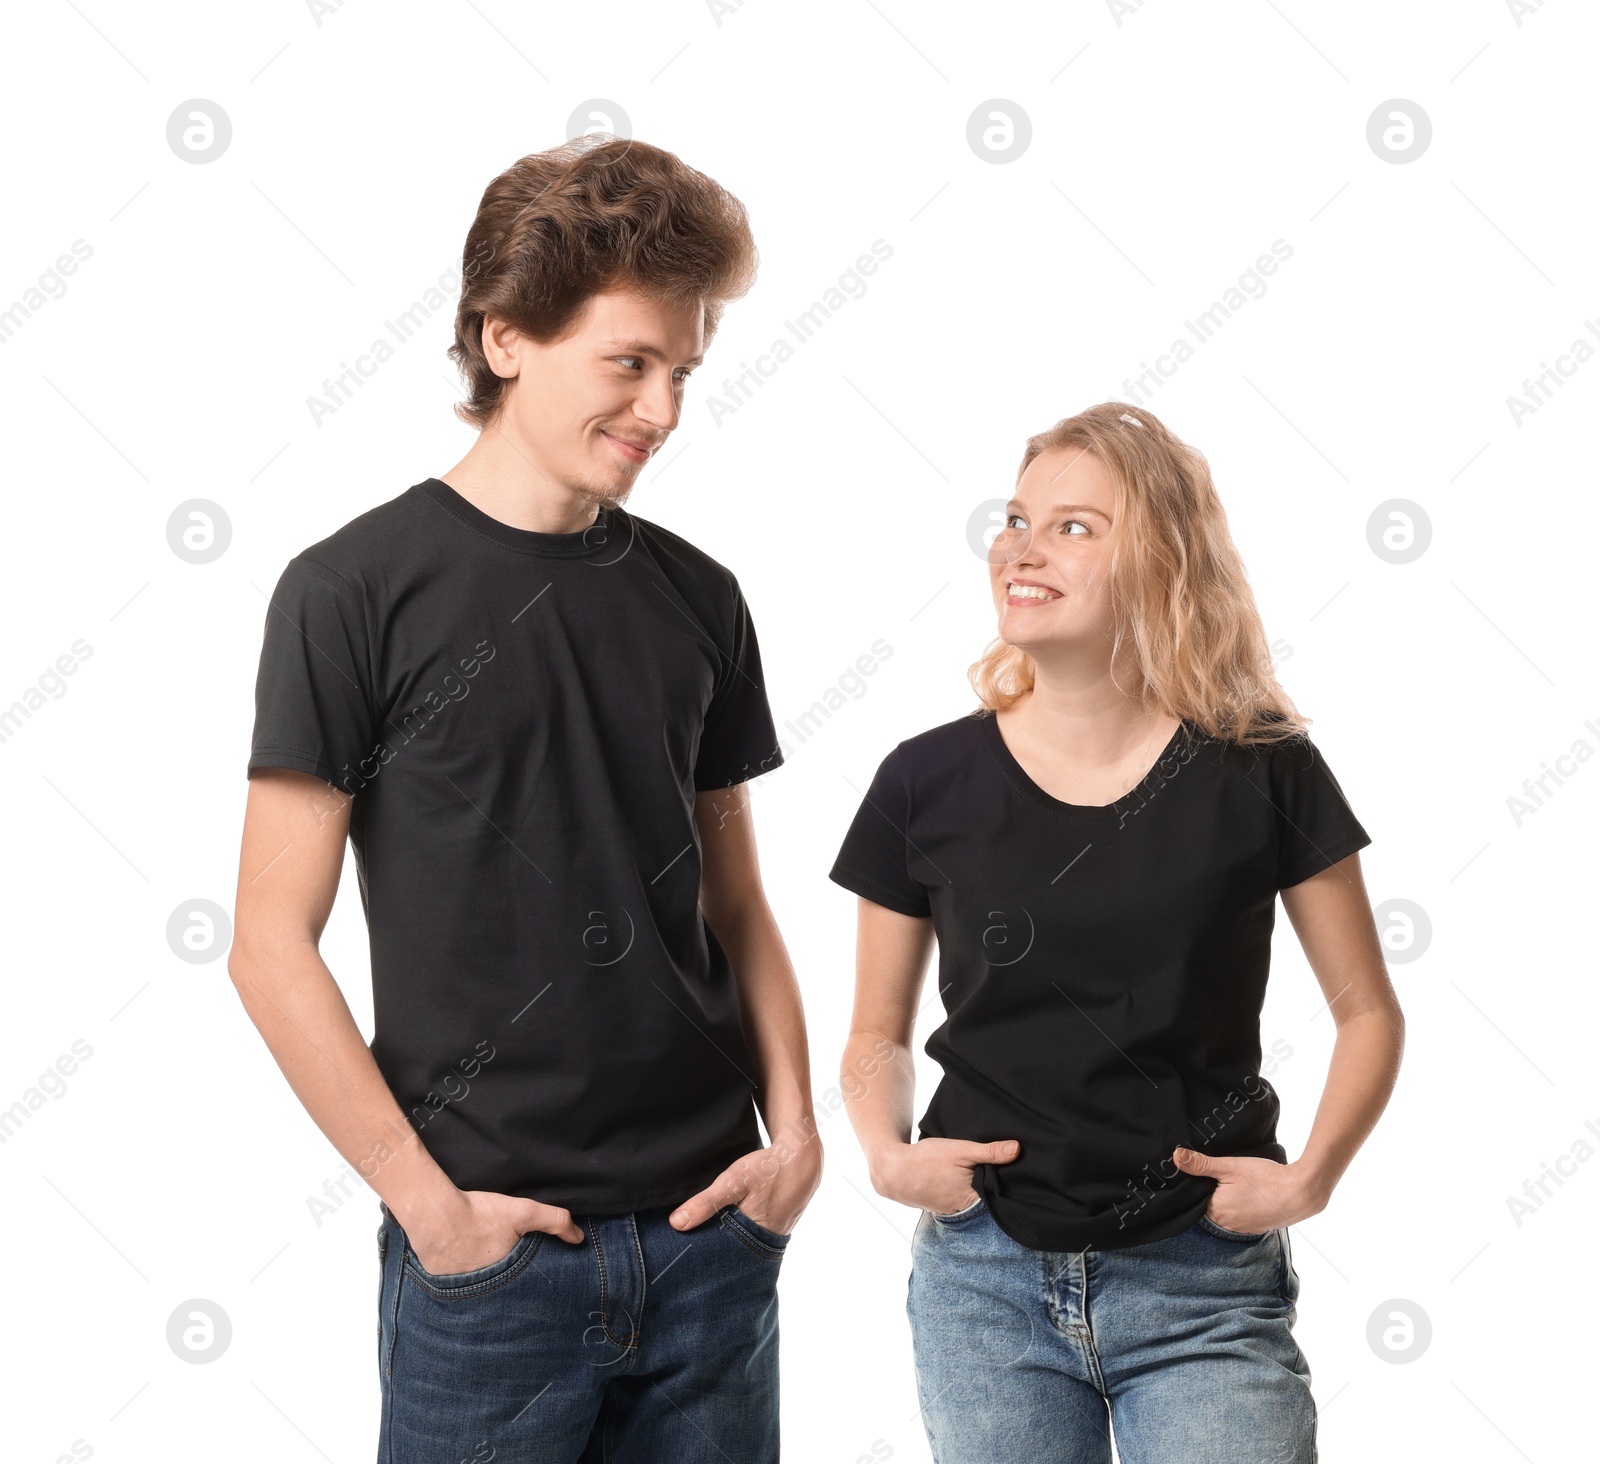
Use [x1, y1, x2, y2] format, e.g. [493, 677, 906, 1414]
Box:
[1004, 577, 1064, 606]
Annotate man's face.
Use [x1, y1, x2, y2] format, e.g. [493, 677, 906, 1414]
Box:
[490, 287, 705, 506]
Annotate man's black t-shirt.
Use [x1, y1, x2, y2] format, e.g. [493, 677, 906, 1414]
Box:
[249, 478, 784, 1213]
[828, 710, 1370, 1253]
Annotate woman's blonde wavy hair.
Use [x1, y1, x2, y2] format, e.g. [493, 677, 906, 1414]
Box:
[969, 402, 1307, 747]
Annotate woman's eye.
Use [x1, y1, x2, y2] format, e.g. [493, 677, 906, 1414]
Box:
[617, 356, 643, 371]
[1005, 513, 1027, 530]
[1063, 519, 1089, 536]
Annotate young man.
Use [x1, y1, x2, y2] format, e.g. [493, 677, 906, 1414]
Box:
[229, 138, 818, 1463]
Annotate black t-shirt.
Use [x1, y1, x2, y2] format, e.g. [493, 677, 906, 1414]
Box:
[248, 478, 784, 1213]
[828, 710, 1370, 1253]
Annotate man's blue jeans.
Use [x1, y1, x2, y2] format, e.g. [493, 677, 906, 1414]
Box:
[376, 1201, 786, 1462]
[908, 1196, 1314, 1463]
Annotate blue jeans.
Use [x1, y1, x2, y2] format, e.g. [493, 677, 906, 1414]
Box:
[907, 1197, 1314, 1463]
[376, 1201, 787, 1462]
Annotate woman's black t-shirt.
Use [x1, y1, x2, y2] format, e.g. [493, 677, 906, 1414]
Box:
[828, 710, 1371, 1254]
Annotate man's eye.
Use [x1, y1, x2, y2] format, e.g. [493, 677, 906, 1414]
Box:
[617, 356, 643, 371]
[673, 368, 693, 383]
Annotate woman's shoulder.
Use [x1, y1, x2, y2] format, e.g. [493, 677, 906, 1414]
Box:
[888, 710, 993, 774]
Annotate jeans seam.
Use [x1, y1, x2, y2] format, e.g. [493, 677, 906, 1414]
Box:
[626, 1213, 645, 1351]
[1076, 1252, 1108, 1395]
[590, 1220, 623, 1349]
[384, 1229, 404, 1380]
[381, 1221, 403, 1464]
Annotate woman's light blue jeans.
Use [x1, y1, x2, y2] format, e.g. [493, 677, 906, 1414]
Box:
[908, 1197, 1314, 1463]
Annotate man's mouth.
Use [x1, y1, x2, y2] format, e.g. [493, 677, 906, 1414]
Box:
[601, 431, 656, 465]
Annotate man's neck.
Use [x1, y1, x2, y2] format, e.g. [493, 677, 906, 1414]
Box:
[440, 425, 609, 535]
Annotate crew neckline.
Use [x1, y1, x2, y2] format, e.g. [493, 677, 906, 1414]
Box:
[418, 477, 625, 560]
[979, 711, 1197, 819]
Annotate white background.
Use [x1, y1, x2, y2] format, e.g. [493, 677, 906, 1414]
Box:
[2, 1, 1596, 1460]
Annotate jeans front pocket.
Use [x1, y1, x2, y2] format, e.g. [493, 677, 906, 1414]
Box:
[1196, 1213, 1270, 1244]
[718, 1204, 791, 1260]
[930, 1194, 987, 1226]
[403, 1228, 543, 1298]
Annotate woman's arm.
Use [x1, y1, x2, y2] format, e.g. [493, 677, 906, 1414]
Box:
[1172, 850, 1406, 1230]
[843, 898, 1019, 1214]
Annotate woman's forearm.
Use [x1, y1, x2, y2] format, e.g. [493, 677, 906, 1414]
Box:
[841, 1028, 916, 1181]
[1295, 1001, 1406, 1204]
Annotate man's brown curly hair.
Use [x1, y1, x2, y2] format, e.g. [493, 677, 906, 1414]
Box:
[448, 137, 758, 428]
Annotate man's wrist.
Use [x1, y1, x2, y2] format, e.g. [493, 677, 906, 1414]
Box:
[756, 1105, 822, 1173]
[383, 1167, 466, 1237]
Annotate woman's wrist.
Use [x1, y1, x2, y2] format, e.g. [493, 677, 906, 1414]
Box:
[1287, 1155, 1337, 1215]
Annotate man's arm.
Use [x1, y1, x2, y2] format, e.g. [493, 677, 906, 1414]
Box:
[667, 781, 822, 1234]
[227, 768, 583, 1271]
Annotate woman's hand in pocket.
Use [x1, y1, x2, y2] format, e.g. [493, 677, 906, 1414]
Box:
[868, 1136, 1020, 1215]
[1172, 1147, 1329, 1233]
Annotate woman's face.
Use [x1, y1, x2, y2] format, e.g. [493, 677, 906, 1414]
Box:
[988, 445, 1118, 658]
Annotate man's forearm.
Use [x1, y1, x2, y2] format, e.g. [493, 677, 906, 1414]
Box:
[228, 940, 461, 1230]
[715, 902, 815, 1146]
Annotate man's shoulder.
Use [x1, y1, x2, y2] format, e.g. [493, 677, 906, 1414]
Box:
[286, 482, 434, 587]
[624, 509, 742, 594]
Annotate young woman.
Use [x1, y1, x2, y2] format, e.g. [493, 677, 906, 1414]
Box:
[831, 403, 1403, 1463]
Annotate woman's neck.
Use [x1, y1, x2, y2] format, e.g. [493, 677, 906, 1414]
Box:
[996, 664, 1181, 803]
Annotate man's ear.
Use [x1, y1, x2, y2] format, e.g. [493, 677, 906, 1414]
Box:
[480, 315, 522, 380]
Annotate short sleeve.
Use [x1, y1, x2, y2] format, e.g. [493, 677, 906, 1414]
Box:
[1267, 735, 1372, 890]
[248, 555, 377, 791]
[828, 744, 932, 918]
[692, 580, 785, 790]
